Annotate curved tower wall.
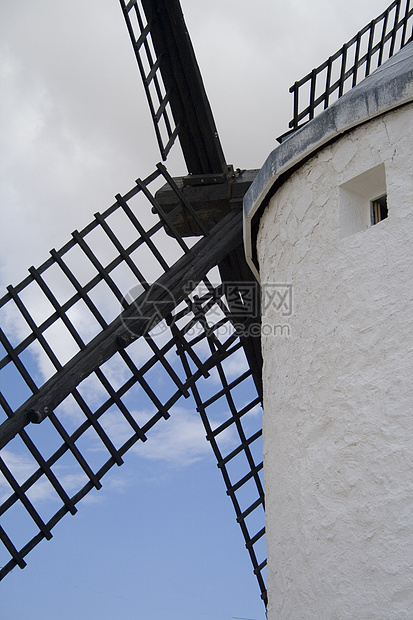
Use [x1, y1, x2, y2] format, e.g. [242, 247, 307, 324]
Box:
[257, 102, 413, 619]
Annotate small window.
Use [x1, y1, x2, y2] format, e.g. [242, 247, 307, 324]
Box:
[371, 195, 388, 225]
[339, 163, 387, 238]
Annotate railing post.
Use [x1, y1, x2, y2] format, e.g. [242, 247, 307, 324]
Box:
[389, 0, 402, 57]
[378, 11, 390, 66]
[353, 32, 361, 87]
[289, 82, 299, 130]
[325, 57, 332, 108]
[309, 69, 317, 120]
[400, 0, 412, 47]
[338, 44, 348, 97]
[365, 21, 375, 77]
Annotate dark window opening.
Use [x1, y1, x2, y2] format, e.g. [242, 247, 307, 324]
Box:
[371, 194, 388, 225]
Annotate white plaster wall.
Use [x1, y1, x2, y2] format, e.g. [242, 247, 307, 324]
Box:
[257, 103, 413, 620]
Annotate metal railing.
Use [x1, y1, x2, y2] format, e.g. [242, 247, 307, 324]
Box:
[282, 0, 412, 140]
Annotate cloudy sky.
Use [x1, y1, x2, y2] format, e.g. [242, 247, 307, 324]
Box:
[0, 1, 392, 618]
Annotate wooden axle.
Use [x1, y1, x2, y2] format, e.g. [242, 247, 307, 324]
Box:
[155, 168, 259, 236]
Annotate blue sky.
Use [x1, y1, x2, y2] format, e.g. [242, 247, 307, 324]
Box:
[0, 0, 391, 618]
[1, 450, 265, 620]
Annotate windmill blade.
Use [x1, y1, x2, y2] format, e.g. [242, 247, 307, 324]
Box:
[119, 0, 263, 392]
[0, 1, 266, 606]
[119, 0, 228, 175]
[0, 164, 267, 606]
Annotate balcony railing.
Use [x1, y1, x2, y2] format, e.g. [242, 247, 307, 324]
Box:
[279, 0, 413, 141]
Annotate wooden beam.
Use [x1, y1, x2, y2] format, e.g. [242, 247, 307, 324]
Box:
[0, 209, 244, 449]
[155, 169, 259, 235]
[140, 0, 228, 175]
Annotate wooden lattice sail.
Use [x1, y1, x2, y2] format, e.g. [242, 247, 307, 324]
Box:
[0, 0, 267, 607]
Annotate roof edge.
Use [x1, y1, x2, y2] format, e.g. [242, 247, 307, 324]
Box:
[244, 41, 413, 282]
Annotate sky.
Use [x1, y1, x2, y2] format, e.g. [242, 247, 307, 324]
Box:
[0, 1, 392, 618]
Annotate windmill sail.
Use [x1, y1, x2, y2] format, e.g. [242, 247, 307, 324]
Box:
[118, 0, 263, 387]
[0, 0, 267, 607]
[0, 163, 267, 604]
[119, 0, 228, 174]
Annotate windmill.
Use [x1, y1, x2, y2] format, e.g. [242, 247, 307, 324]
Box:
[0, 0, 267, 609]
[2, 0, 410, 615]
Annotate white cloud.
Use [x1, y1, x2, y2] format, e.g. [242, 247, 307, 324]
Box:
[220, 348, 249, 379]
[0, 449, 88, 504]
[131, 406, 236, 466]
[0, 449, 37, 497]
[91, 404, 237, 468]
[0, 403, 236, 509]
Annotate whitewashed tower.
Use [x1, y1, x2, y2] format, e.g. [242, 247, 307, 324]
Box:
[244, 38, 413, 619]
